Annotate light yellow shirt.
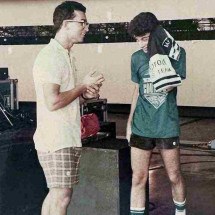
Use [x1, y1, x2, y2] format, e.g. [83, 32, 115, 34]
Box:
[33, 39, 81, 152]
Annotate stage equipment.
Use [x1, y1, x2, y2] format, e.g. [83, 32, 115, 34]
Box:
[80, 99, 116, 141]
[81, 98, 107, 122]
[69, 138, 132, 215]
[0, 68, 9, 80]
[0, 79, 18, 127]
[0, 79, 18, 110]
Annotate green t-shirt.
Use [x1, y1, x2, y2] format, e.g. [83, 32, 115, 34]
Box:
[131, 48, 186, 138]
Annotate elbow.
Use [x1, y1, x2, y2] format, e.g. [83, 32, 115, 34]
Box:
[47, 106, 56, 112]
[46, 101, 59, 112]
[44, 94, 62, 111]
[45, 94, 67, 111]
[46, 104, 57, 112]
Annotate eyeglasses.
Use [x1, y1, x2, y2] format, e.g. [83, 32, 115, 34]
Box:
[64, 19, 89, 28]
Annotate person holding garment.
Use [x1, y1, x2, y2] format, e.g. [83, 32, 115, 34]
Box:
[127, 12, 186, 215]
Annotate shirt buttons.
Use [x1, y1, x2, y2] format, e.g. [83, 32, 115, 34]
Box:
[66, 171, 71, 176]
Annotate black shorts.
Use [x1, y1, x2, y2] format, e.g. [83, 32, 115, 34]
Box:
[129, 133, 179, 150]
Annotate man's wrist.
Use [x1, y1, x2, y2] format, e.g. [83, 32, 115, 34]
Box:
[81, 93, 92, 100]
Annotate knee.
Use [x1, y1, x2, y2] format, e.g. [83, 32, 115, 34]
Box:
[60, 189, 72, 208]
[168, 171, 183, 185]
[50, 188, 72, 208]
[132, 171, 148, 187]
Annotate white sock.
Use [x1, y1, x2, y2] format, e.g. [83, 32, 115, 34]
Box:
[173, 199, 186, 215]
[130, 207, 145, 214]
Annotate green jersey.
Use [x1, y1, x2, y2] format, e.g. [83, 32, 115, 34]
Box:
[131, 48, 186, 138]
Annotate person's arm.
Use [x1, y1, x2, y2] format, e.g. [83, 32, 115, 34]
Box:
[43, 83, 87, 111]
[126, 83, 139, 141]
[43, 71, 104, 111]
[79, 83, 102, 105]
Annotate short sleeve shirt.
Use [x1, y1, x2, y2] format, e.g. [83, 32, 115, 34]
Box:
[33, 39, 81, 152]
[131, 48, 186, 138]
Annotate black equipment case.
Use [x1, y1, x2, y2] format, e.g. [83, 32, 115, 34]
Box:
[0, 79, 19, 110]
[80, 98, 107, 122]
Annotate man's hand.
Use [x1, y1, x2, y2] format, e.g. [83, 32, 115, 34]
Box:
[82, 83, 102, 100]
[82, 71, 104, 87]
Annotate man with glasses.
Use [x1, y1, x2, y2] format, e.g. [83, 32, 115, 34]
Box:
[33, 1, 104, 215]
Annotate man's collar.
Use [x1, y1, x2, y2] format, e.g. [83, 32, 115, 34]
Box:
[50, 38, 69, 53]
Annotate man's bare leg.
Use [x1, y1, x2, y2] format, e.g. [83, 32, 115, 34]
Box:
[41, 192, 51, 215]
[47, 188, 73, 215]
[160, 148, 186, 214]
[130, 147, 152, 212]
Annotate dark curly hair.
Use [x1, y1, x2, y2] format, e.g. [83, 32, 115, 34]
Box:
[53, 1, 86, 32]
[128, 12, 159, 37]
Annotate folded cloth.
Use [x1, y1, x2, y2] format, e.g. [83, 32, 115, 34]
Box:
[148, 25, 182, 92]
